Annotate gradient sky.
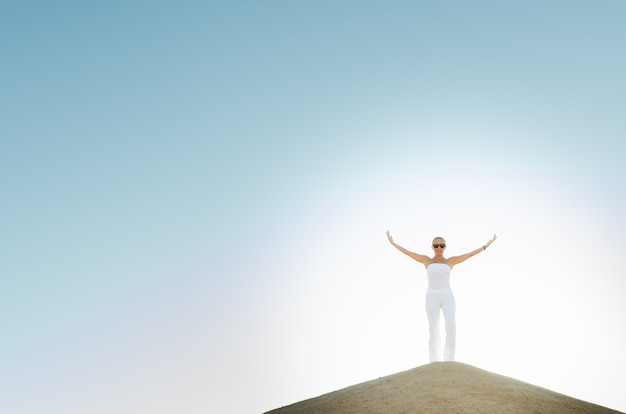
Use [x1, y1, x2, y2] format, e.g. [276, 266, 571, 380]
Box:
[2, 1, 625, 413]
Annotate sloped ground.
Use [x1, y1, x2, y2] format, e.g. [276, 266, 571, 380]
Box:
[266, 362, 623, 414]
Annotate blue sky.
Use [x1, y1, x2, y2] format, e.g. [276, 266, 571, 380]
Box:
[2, 1, 626, 413]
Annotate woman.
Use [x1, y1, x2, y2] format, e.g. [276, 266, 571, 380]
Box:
[386, 231, 497, 362]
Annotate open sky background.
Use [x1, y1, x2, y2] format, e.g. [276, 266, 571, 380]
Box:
[2, 1, 626, 413]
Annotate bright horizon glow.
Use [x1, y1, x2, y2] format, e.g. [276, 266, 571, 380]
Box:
[1, 2, 625, 413]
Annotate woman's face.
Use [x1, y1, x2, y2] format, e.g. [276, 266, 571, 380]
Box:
[432, 237, 446, 255]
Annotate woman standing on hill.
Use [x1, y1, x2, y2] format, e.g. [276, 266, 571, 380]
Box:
[386, 231, 497, 362]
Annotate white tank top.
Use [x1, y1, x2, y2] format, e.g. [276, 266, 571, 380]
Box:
[427, 263, 451, 290]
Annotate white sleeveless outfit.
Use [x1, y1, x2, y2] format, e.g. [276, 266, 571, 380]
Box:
[426, 263, 456, 362]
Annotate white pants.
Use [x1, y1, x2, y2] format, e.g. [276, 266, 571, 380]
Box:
[425, 289, 456, 362]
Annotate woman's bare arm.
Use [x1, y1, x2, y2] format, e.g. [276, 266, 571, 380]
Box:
[448, 234, 497, 268]
[386, 230, 431, 266]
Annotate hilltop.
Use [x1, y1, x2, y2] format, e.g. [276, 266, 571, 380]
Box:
[266, 362, 623, 414]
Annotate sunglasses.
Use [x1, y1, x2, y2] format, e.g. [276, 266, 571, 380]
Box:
[432, 244, 446, 248]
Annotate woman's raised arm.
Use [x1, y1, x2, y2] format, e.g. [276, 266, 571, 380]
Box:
[386, 230, 431, 266]
[448, 234, 497, 268]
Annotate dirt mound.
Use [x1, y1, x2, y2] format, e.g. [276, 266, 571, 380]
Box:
[266, 362, 623, 414]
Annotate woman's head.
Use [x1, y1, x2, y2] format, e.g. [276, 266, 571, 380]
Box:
[432, 236, 446, 255]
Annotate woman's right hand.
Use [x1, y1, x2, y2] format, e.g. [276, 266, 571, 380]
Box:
[386, 230, 394, 244]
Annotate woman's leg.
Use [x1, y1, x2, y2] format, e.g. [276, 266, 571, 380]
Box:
[425, 292, 442, 362]
[441, 291, 456, 361]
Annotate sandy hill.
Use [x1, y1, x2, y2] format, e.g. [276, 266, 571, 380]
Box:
[266, 362, 623, 414]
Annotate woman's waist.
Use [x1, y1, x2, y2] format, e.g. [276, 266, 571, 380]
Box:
[427, 288, 453, 293]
